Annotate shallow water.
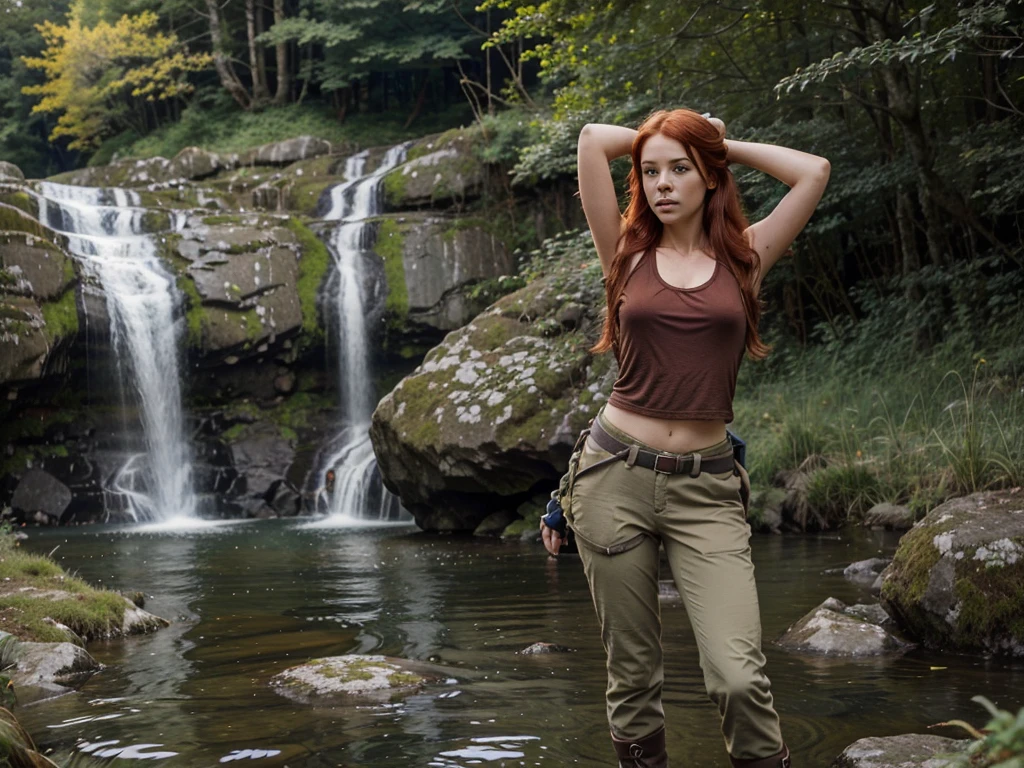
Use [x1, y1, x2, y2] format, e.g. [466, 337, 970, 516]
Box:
[18, 521, 1024, 767]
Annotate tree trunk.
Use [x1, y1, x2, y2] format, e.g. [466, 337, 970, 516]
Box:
[204, 0, 251, 110]
[246, 0, 270, 105]
[273, 0, 290, 105]
[404, 72, 430, 128]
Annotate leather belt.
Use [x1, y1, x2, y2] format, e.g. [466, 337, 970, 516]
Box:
[590, 418, 735, 477]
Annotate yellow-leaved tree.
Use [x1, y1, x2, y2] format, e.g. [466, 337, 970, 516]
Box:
[21, 2, 212, 151]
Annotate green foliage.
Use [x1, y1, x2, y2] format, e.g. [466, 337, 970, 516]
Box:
[21, 1, 212, 150]
[805, 464, 883, 523]
[776, 3, 1023, 95]
[942, 696, 1024, 767]
[257, 0, 479, 87]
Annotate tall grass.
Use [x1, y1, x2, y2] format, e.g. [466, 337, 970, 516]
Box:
[733, 322, 1024, 519]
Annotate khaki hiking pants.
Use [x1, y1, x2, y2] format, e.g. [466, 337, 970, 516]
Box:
[565, 410, 784, 762]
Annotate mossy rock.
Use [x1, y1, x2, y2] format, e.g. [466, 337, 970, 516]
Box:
[269, 654, 440, 705]
[369, 231, 611, 532]
[381, 128, 486, 210]
[880, 489, 1024, 657]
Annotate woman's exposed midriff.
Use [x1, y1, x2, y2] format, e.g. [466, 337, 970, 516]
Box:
[602, 402, 728, 454]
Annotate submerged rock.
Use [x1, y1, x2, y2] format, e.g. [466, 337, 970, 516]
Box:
[830, 734, 967, 767]
[270, 654, 439, 704]
[777, 597, 911, 656]
[518, 642, 574, 655]
[843, 557, 891, 591]
[880, 489, 1024, 657]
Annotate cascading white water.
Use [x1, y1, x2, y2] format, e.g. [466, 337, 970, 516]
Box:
[316, 145, 409, 521]
[36, 181, 197, 522]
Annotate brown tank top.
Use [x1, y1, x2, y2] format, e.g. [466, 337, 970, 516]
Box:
[608, 249, 747, 421]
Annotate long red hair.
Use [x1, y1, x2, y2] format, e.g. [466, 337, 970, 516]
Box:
[593, 109, 769, 360]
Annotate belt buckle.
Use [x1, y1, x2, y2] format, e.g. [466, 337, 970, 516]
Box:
[653, 454, 679, 474]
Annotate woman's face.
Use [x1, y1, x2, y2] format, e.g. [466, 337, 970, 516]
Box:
[639, 133, 711, 224]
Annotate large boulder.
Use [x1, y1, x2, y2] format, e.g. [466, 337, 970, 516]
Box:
[0, 232, 74, 300]
[382, 130, 486, 210]
[171, 215, 306, 359]
[240, 136, 332, 166]
[370, 232, 610, 532]
[880, 489, 1024, 657]
[830, 734, 967, 768]
[10, 469, 72, 523]
[1, 227, 79, 388]
[227, 421, 295, 503]
[0, 294, 50, 384]
[0, 161, 25, 182]
[169, 146, 224, 180]
[375, 213, 515, 333]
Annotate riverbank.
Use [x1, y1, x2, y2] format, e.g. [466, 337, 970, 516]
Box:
[0, 526, 167, 646]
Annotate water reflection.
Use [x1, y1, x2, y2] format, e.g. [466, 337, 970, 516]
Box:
[17, 523, 1024, 768]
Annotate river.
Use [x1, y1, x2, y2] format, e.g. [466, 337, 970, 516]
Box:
[18, 522, 1024, 767]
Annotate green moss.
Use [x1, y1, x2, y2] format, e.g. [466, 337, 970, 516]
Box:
[40, 287, 78, 343]
[375, 218, 408, 325]
[139, 210, 171, 233]
[389, 375, 441, 446]
[176, 275, 205, 348]
[284, 179, 334, 217]
[881, 521, 950, 607]
[0, 191, 38, 218]
[286, 217, 329, 339]
[311, 657, 423, 687]
[280, 426, 298, 441]
[221, 423, 249, 443]
[953, 557, 1024, 646]
[242, 308, 264, 340]
[0, 204, 50, 239]
[382, 169, 408, 209]
[227, 239, 274, 255]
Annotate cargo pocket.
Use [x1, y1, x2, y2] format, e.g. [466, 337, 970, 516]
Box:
[567, 436, 646, 556]
[691, 468, 751, 555]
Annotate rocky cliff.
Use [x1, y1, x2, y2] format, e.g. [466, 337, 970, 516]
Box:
[1, 129, 550, 525]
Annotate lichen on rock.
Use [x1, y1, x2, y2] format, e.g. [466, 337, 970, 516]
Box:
[880, 489, 1024, 656]
[370, 231, 613, 532]
[270, 654, 435, 704]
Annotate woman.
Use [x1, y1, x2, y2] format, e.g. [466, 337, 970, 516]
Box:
[541, 110, 829, 768]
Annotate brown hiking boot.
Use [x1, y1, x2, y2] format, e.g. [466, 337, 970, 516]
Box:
[611, 726, 669, 768]
[729, 744, 791, 768]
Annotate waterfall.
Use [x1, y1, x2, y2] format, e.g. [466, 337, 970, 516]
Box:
[35, 181, 197, 522]
[315, 145, 409, 522]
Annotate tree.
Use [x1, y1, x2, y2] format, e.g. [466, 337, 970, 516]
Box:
[21, 0, 212, 150]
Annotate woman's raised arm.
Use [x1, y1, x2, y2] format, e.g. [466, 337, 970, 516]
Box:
[727, 139, 830, 284]
[577, 124, 636, 275]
